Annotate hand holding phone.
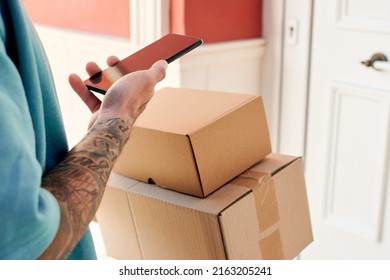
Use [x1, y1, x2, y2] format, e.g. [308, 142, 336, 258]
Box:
[84, 33, 203, 94]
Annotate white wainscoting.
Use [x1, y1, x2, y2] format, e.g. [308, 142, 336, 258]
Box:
[35, 26, 266, 148]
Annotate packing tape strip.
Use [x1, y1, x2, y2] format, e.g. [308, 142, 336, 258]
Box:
[259, 228, 284, 259]
[231, 170, 284, 259]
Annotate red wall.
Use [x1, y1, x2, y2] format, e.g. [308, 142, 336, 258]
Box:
[23, 0, 263, 43]
[170, 0, 263, 44]
[22, 0, 131, 38]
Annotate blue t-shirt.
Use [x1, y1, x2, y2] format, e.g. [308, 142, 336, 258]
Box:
[0, 0, 96, 259]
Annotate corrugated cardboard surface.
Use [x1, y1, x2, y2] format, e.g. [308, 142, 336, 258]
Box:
[97, 153, 313, 260]
[272, 158, 313, 259]
[128, 192, 226, 259]
[113, 87, 272, 197]
[96, 177, 142, 260]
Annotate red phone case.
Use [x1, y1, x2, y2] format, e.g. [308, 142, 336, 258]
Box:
[84, 33, 203, 94]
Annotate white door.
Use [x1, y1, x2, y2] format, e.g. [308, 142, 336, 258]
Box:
[301, 0, 390, 259]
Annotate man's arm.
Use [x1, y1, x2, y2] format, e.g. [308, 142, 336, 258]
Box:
[39, 118, 129, 259]
[39, 60, 167, 259]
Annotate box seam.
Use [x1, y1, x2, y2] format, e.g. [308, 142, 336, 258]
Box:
[270, 157, 302, 176]
[126, 191, 145, 259]
[217, 190, 252, 216]
[186, 134, 205, 197]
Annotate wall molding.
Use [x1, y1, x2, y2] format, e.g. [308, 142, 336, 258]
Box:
[130, 0, 170, 44]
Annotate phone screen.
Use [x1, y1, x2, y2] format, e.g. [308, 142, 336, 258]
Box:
[84, 33, 203, 94]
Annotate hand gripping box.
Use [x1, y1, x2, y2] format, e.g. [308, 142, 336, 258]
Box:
[97, 153, 313, 260]
[112, 87, 272, 197]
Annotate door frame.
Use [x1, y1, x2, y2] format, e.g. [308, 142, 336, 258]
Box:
[262, 0, 313, 156]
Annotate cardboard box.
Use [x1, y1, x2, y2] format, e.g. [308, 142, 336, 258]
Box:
[113, 87, 272, 197]
[97, 153, 313, 260]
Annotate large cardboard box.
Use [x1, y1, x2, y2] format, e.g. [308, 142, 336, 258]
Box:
[113, 87, 272, 197]
[97, 153, 313, 260]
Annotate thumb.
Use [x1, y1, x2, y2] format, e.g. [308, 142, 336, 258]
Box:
[148, 60, 168, 85]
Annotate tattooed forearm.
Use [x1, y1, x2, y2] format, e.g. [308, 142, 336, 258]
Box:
[39, 118, 131, 259]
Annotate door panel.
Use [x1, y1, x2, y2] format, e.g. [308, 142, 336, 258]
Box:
[338, 0, 390, 33]
[302, 0, 390, 259]
[326, 83, 390, 243]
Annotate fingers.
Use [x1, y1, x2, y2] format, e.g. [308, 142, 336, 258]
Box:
[85, 56, 119, 77]
[85, 62, 102, 77]
[70, 56, 120, 113]
[106, 56, 120, 66]
[68, 73, 101, 113]
[70, 58, 167, 121]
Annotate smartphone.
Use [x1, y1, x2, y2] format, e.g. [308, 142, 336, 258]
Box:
[84, 33, 203, 94]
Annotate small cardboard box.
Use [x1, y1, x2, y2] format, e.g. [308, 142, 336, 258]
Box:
[112, 87, 272, 197]
[97, 153, 313, 260]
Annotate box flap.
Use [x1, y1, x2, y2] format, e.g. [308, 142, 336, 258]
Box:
[249, 153, 300, 175]
[222, 171, 283, 259]
[113, 127, 203, 196]
[134, 87, 259, 135]
[219, 153, 312, 260]
[188, 96, 271, 195]
[272, 158, 313, 259]
[218, 193, 263, 259]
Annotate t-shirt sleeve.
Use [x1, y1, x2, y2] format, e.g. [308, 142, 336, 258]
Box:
[0, 39, 60, 260]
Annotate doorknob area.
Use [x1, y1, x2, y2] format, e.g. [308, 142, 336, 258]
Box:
[361, 53, 389, 71]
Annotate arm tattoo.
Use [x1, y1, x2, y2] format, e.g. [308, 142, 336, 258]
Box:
[40, 118, 130, 259]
